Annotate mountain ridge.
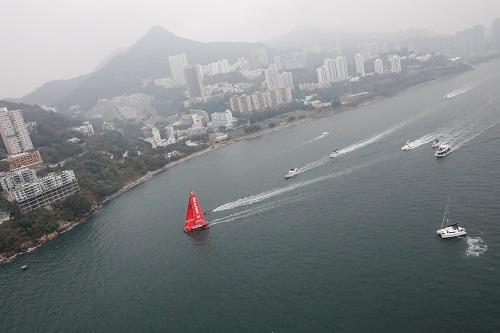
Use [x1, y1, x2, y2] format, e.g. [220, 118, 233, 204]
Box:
[15, 26, 273, 113]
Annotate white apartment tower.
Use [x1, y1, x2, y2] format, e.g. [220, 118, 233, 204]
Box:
[324, 58, 337, 82]
[168, 53, 189, 81]
[374, 58, 385, 74]
[264, 66, 280, 90]
[0, 108, 34, 155]
[354, 53, 366, 77]
[334, 56, 349, 81]
[390, 55, 402, 73]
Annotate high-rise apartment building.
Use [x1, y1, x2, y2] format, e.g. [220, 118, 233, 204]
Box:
[374, 58, 385, 74]
[390, 55, 402, 73]
[334, 56, 349, 81]
[354, 53, 366, 77]
[184, 66, 204, 99]
[250, 48, 269, 69]
[169, 53, 189, 81]
[0, 107, 34, 155]
[492, 18, 500, 50]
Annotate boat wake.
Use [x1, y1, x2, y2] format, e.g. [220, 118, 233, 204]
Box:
[209, 195, 307, 226]
[402, 130, 448, 150]
[443, 84, 476, 99]
[301, 132, 330, 145]
[465, 237, 488, 257]
[296, 118, 413, 174]
[449, 115, 500, 151]
[213, 156, 389, 212]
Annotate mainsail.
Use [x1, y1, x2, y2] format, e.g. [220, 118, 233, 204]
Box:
[184, 191, 209, 232]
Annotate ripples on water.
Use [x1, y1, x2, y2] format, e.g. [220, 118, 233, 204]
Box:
[465, 237, 488, 257]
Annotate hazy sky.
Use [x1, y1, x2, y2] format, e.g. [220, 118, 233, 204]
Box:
[1, 0, 499, 99]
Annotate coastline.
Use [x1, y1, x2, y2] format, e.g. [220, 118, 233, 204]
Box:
[0, 65, 472, 265]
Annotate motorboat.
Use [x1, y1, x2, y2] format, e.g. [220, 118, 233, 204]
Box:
[321, 132, 330, 136]
[330, 150, 341, 159]
[431, 139, 441, 149]
[284, 168, 299, 180]
[21, 265, 28, 271]
[435, 144, 451, 158]
[401, 140, 411, 151]
[436, 198, 466, 239]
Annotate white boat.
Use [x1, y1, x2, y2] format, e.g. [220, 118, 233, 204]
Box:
[431, 139, 441, 149]
[330, 150, 341, 159]
[321, 132, 330, 137]
[435, 144, 451, 158]
[401, 140, 411, 151]
[436, 198, 466, 239]
[284, 168, 299, 180]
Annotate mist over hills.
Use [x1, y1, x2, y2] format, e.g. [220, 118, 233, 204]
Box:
[265, 26, 389, 50]
[13, 26, 271, 112]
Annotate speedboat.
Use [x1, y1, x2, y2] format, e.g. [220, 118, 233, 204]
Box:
[401, 140, 411, 151]
[330, 150, 341, 159]
[284, 168, 299, 180]
[321, 132, 330, 136]
[431, 139, 441, 149]
[435, 144, 451, 158]
[436, 198, 466, 239]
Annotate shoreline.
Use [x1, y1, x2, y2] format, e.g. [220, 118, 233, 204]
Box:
[0, 65, 473, 265]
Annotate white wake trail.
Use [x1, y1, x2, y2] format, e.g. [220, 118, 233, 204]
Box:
[213, 156, 389, 212]
[210, 196, 307, 226]
[402, 129, 454, 150]
[297, 118, 414, 174]
[443, 83, 477, 99]
[465, 237, 488, 257]
[301, 132, 329, 145]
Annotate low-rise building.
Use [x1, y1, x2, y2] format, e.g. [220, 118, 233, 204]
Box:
[210, 110, 234, 128]
[1, 170, 80, 213]
[72, 122, 94, 136]
[3, 150, 43, 171]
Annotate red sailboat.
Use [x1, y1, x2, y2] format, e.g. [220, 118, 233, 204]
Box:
[183, 191, 209, 232]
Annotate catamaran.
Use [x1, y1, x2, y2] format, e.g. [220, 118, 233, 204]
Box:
[183, 191, 209, 232]
[436, 198, 466, 239]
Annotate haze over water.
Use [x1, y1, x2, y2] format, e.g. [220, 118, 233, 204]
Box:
[2, 59, 500, 332]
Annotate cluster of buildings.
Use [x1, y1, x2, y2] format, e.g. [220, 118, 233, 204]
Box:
[198, 59, 231, 77]
[315, 53, 402, 87]
[72, 121, 95, 136]
[229, 87, 293, 114]
[264, 66, 294, 90]
[0, 108, 80, 219]
[143, 109, 235, 148]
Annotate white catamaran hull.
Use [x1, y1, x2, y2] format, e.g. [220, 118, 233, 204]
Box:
[436, 228, 467, 238]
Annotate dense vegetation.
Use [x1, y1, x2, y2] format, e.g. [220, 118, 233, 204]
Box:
[0, 193, 92, 255]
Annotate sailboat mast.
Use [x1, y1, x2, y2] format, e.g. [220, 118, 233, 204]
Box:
[441, 197, 450, 229]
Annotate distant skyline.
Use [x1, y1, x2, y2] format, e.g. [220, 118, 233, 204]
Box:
[1, 0, 500, 98]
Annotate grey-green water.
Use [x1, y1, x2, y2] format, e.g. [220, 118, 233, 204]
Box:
[2, 60, 500, 332]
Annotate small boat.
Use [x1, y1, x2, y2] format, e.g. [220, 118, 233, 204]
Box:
[321, 132, 330, 136]
[284, 168, 299, 180]
[436, 198, 466, 239]
[431, 139, 441, 149]
[401, 140, 411, 151]
[435, 144, 451, 158]
[330, 150, 341, 159]
[183, 191, 209, 232]
[21, 265, 28, 271]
